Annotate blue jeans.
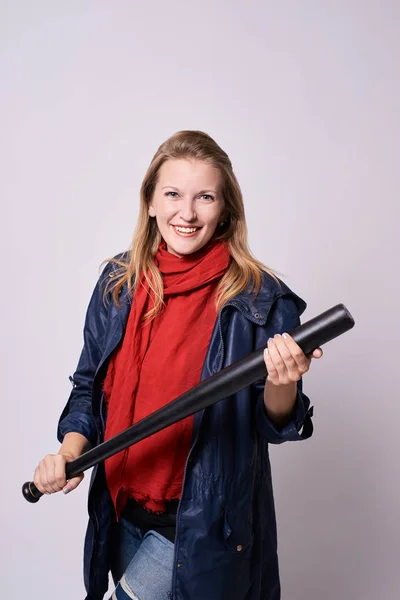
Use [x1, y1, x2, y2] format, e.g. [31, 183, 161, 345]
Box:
[109, 517, 175, 600]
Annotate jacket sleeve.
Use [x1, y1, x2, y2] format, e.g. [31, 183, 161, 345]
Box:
[254, 294, 314, 444]
[56, 262, 115, 445]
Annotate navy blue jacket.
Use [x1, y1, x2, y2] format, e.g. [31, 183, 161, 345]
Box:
[57, 257, 314, 600]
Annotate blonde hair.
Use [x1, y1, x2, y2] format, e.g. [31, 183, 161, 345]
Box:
[103, 130, 279, 319]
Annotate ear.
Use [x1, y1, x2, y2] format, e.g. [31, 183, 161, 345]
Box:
[218, 212, 230, 228]
[220, 203, 229, 223]
[148, 204, 156, 217]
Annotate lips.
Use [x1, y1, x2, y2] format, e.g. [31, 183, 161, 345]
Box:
[171, 225, 202, 236]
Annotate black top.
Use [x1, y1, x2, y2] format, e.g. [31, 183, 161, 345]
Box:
[121, 497, 179, 543]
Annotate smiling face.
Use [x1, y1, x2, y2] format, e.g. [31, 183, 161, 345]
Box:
[148, 158, 225, 257]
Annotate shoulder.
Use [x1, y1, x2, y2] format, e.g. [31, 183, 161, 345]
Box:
[98, 250, 131, 284]
[259, 271, 307, 315]
[231, 270, 307, 324]
[85, 251, 132, 315]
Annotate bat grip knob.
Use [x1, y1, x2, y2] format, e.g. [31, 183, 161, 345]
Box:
[22, 481, 43, 503]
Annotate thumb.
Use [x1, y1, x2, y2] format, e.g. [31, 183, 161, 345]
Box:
[63, 472, 84, 495]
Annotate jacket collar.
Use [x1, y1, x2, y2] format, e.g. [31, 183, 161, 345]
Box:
[226, 274, 307, 326]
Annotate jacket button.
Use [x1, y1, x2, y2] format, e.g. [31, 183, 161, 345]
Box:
[254, 313, 260, 319]
[236, 545, 243, 552]
[177, 561, 182, 568]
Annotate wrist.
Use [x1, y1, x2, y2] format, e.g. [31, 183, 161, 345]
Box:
[58, 449, 77, 461]
[263, 380, 298, 426]
[58, 432, 91, 460]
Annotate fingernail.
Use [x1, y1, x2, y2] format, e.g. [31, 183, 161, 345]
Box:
[63, 486, 71, 495]
[282, 333, 288, 339]
[274, 333, 280, 339]
[264, 348, 269, 355]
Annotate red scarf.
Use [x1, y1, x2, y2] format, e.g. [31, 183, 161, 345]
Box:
[103, 240, 230, 516]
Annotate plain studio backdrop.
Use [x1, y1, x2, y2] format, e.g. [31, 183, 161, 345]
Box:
[1, 1, 399, 599]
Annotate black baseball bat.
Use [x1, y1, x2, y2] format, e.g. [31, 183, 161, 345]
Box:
[22, 303, 355, 503]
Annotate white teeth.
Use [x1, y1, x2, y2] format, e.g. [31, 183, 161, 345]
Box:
[174, 226, 198, 233]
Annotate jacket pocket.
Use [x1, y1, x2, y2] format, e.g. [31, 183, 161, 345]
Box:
[223, 508, 254, 557]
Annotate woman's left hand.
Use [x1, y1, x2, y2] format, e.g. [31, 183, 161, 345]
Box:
[264, 333, 323, 386]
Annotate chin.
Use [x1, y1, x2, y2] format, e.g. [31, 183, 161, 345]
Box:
[167, 239, 207, 257]
[171, 245, 200, 257]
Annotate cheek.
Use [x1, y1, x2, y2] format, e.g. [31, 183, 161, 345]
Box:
[208, 213, 222, 232]
[203, 206, 223, 228]
[156, 205, 175, 223]
[210, 218, 220, 232]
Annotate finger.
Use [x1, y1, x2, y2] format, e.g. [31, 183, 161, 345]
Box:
[312, 348, 323, 359]
[264, 340, 280, 384]
[43, 455, 63, 493]
[54, 455, 68, 491]
[267, 337, 287, 381]
[280, 333, 310, 372]
[63, 473, 84, 495]
[38, 460, 56, 495]
[273, 334, 301, 379]
[33, 465, 47, 495]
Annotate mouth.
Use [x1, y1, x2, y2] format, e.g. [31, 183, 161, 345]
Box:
[171, 225, 202, 237]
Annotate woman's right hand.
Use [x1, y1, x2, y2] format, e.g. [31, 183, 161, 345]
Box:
[33, 452, 84, 496]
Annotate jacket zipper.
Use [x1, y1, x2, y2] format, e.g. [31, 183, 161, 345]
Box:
[171, 300, 265, 596]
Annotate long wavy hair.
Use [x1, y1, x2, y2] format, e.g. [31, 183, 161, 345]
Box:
[103, 130, 279, 319]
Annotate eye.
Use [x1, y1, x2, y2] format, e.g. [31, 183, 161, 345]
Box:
[200, 194, 214, 201]
[165, 191, 179, 198]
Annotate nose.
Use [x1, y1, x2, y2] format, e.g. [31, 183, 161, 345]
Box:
[179, 198, 197, 223]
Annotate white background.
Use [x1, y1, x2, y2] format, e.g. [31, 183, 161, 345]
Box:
[1, 1, 399, 598]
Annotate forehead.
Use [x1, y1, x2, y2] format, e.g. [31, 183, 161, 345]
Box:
[158, 159, 221, 189]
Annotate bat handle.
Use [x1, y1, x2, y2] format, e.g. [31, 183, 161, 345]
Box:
[22, 481, 43, 503]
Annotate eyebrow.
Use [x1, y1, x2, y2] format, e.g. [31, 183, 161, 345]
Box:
[161, 186, 218, 194]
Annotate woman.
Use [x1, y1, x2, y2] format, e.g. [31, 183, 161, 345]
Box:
[33, 130, 322, 600]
